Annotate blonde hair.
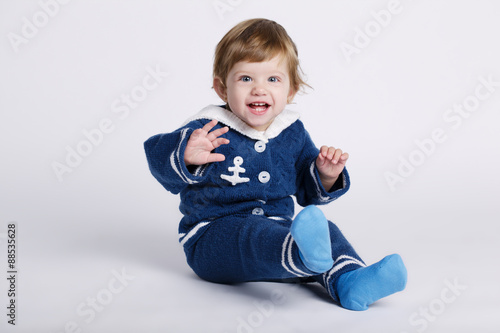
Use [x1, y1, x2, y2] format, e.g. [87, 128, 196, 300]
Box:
[213, 18, 309, 96]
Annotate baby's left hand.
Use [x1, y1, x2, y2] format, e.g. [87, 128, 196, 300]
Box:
[316, 146, 349, 190]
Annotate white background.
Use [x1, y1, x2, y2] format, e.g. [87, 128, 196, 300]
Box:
[1, 0, 499, 332]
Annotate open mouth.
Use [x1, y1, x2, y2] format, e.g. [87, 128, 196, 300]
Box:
[248, 102, 270, 115]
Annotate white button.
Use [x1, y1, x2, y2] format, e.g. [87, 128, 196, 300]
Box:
[252, 208, 264, 215]
[254, 141, 266, 153]
[258, 171, 270, 183]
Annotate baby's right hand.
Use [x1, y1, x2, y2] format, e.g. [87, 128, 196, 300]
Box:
[184, 119, 230, 166]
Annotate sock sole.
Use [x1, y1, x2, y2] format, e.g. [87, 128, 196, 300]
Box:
[290, 206, 333, 273]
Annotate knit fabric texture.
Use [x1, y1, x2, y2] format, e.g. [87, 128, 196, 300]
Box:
[144, 105, 350, 245]
[144, 105, 363, 287]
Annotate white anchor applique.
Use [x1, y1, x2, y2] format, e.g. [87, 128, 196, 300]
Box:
[220, 156, 250, 186]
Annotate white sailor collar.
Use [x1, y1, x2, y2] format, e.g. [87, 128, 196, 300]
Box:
[183, 105, 300, 143]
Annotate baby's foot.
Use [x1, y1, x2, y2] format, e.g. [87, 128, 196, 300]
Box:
[291, 206, 333, 273]
[336, 254, 407, 311]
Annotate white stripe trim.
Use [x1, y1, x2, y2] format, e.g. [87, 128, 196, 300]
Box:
[194, 164, 209, 177]
[179, 222, 210, 247]
[281, 234, 295, 275]
[268, 216, 287, 221]
[170, 129, 188, 183]
[309, 161, 331, 203]
[177, 129, 197, 184]
[331, 255, 365, 268]
[324, 255, 366, 290]
[170, 150, 185, 182]
[325, 260, 361, 297]
[281, 234, 303, 277]
[287, 236, 308, 276]
[170, 128, 198, 185]
[193, 165, 203, 177]
[331, 260, 362, 275]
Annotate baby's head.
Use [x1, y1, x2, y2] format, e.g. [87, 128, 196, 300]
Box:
[212, 19, 308, 131]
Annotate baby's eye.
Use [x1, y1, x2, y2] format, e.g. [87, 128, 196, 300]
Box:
[240, 76, 252, 82]
[268, 76, 279, 83]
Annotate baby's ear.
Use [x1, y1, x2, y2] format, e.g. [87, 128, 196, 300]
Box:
[213, 77, 227, 102]
[287, 87, 297, 104]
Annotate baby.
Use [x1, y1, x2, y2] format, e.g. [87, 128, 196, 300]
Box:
[144, 18, 407, 311]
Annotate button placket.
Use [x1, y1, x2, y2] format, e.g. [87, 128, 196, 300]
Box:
[253, 140, 270, 184]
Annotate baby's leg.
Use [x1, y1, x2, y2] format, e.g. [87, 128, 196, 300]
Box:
[310, 211, 407, 310]
[310, 215, 366, 301]
[184, 216, 319, 283]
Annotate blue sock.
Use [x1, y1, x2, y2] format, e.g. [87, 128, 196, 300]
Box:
[336, 254, 407, 311]
[290, 206, 333, 273]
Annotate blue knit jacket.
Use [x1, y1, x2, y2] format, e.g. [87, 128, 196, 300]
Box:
[144, 105, 350, 236]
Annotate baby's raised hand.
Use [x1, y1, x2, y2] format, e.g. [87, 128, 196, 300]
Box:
[184, 120, 230, 166]
[316, 146, 349, 191]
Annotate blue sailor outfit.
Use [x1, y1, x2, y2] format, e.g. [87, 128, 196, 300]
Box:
[144, 105, 365, 302]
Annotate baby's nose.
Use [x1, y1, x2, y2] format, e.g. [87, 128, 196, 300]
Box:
[251, 84, 267, 95]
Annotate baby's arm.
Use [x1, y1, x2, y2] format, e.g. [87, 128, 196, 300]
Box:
[184, 119, 230, 166]
[144, 119, 229, 194]
[316, 146, 349, 191]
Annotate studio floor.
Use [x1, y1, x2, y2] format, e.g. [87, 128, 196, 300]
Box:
[1, 202, 499, 333]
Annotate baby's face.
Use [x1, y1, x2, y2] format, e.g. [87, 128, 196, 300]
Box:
[224, 56, 293, 131]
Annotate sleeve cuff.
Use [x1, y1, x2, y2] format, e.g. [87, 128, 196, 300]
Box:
[171, 128, 212, 185]
[328, 170, 348, 193]
[311, 163, 350, 202]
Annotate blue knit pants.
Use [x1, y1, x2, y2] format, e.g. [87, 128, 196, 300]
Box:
[180, 215, 366, 302]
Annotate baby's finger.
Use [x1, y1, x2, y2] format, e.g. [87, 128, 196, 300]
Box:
[326, 146, 338, 160]
[206, 153, 226, 163]
[212, 137, 230, 149]
[332, 149, 343, 164]
[319, 145, 330, 157]
[201, 119, 219, 134]
[207, 126, 229, 141]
